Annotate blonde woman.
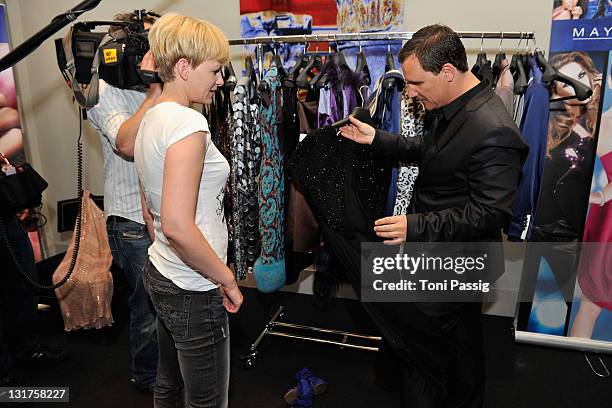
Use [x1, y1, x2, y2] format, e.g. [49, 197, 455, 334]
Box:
[134, 14, 242, 407]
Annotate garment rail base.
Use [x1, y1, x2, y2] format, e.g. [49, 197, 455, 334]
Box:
[240, 305, 382, 369]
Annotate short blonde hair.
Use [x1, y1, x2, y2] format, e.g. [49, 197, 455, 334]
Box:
[148, 13, 229, 82]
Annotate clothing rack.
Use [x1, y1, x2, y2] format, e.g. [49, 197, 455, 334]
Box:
[228, 30, 535, 45]
[229, 30, 533, 368]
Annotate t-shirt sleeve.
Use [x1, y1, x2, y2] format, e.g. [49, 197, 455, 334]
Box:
[166, 108, 211, 150]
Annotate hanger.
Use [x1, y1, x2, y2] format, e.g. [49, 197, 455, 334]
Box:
[244, 54, 258, 100]
[521, 37, 533, 79]
[491, 32, 506, 86]
[331, 34, 351, 71]
[310, 53, 333, 90]
[286, 37, 311, 86]
[309, 36, 334, 89]
[378, 41, 399, 90]
[269, 41, 287, 78]
[354, 35, 371, 86]
[222, 60, 237, 91]
[384, 42, 396, 72]
[534, 49, 593, 102]
[296, 54, 321, 88]
[513, 54, 529, 95]
[476, 33, 490, 67]
[471, 33, 493, 85]
[295, 34, 324, 88]
[510, 33, 528, 95]
[534, 49, 556, 86]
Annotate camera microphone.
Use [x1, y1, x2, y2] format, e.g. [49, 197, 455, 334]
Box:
[0, 0, 102, 72]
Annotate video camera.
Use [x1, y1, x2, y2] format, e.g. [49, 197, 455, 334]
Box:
[55, 9, 161, 108]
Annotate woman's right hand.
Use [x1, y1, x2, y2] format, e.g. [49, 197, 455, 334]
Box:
[571, 5, 583, 19]
[220, 281, 243, 314]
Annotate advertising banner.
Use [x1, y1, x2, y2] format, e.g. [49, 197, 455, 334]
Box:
[0, 3, 42, 261]
[516, 0, 612, 349]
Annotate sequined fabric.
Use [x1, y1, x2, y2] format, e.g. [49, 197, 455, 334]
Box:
[204, 87, 234, 252]
[53, 192, 114, 331]
[231, 78, 262, 280]
[289, 126, 391, 235]
[257, 67, 285, 265]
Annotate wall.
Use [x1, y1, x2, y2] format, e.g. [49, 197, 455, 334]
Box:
[405, 0, 552, 61]
[5, 0, 553, 315]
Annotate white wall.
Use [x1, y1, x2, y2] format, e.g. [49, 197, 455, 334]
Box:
[404, 0, 553, 61]
[5, 1, 553, 315]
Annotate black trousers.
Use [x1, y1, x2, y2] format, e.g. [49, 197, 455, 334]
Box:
[320, 221, 485, 408]
[0, 215, 38, 379]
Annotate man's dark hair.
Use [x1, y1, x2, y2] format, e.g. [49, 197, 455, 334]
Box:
[109, 11, 157, 34]
[398, 24, 469, 73]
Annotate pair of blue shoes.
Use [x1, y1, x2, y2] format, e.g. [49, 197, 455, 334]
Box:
[284, 368, 327, 407]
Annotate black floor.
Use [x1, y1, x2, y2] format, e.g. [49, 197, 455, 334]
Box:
[14, 285, 612, 408]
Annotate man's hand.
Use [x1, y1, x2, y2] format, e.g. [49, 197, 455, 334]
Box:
[140, 51, 162, 99]
[374, 215, 407, 245]
[339, 115, 376, 145]
[116, 51, 162, 158]
[220, 281, 243, 314]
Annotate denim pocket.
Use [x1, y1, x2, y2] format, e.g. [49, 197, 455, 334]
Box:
[175, 290, 228, 350]
[151, 292, 190, 339]
[207, 293, 229, 342]
[121, 227, 147, 240]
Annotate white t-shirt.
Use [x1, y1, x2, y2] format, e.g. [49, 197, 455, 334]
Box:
[134, 102, 230, 291]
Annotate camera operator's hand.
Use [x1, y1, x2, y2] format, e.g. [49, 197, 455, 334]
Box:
[117, 51, 162, 158]
[140, 51, 162, 99]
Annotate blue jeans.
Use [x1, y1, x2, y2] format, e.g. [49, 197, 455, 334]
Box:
[144, 261, 230, 408]
[106, 217, 157, 387]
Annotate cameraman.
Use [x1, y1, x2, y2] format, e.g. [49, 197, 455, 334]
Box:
[85, 11, 160, 394]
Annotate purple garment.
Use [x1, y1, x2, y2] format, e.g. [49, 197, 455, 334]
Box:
[316, 59, 362, 128]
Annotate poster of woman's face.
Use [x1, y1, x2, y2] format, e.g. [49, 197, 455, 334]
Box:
[567, 52, 612, 341]
[0, 4, 23, 161]
[524, 51, 607, 337]
[553, 0, 612, 20]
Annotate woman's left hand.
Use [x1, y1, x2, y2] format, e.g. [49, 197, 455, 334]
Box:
[374, 215, 407, 245]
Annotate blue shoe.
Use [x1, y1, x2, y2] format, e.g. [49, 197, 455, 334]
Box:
[283, 378, 314, 407]
[296, 368, 327, 395]
[284, 368, 327, 406]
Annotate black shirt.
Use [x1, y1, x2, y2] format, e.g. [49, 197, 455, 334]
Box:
[426, 80, 488, 144]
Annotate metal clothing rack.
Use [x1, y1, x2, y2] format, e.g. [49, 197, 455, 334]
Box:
[228, 30, 535, 368]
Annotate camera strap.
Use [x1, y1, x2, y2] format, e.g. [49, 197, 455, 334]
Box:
[61, 26, 114, 108]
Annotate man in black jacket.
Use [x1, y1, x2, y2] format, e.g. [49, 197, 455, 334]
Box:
[340, 25, 527, 407]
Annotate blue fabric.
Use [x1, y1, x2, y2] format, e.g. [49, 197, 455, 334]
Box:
[370, 71, 403, 216]
[505, 57, 549, 241]
[106, 218, 157, 387]
[255, 67, 286, 291]
[253, 258, 286, 293]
